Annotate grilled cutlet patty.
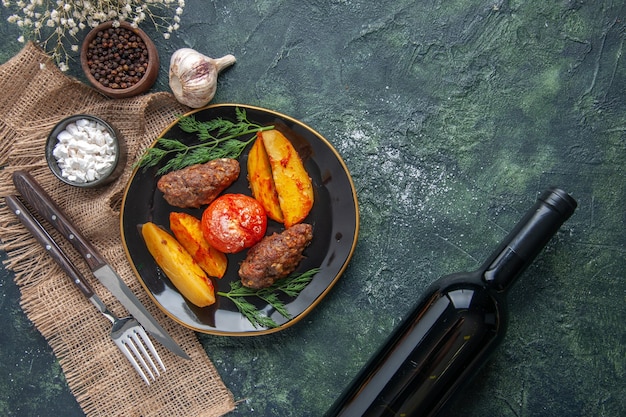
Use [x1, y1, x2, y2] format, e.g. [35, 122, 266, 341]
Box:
[239, 223, 313, 289]
[157, 158, 240, 208]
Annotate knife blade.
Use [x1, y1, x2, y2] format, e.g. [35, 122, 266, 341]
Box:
[13, 170, 190, 360]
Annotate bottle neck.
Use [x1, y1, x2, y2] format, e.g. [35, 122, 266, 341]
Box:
[482, 188, 577, 292]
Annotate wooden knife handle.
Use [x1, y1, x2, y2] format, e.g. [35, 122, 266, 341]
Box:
[4, 195, 95, 299]
[12, 170, 107, 271]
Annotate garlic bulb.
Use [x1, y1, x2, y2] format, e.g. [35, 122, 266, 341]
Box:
[169, 48, 236, 108]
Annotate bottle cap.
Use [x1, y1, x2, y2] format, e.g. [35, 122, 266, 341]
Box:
[538, 188, 577, 218]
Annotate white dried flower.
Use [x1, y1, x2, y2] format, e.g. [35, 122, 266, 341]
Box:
[3, 0, 186, 69]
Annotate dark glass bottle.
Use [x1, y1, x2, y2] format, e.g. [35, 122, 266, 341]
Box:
[326, 188, 577, 417]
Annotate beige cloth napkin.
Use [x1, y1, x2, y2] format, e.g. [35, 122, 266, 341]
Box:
[0, 43, 235, 417]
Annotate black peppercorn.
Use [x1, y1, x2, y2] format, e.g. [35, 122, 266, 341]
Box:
[86, 25, 149, 90]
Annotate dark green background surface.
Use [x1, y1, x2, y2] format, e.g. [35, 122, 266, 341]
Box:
[1, 1, 625, 416]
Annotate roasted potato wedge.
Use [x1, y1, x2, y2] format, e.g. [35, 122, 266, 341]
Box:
[247, 136, 284, 222]
[170, 212, 227, 278]
[142, 222, 216, 307]
[258, 129, 314, 227]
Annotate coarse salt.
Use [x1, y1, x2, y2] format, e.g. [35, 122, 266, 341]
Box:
[52, 119, 116, 183]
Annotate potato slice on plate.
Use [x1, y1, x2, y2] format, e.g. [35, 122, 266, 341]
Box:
[170, 212, 227, 278]
[256, 129, 314, 227]
[142, 222, 216, 307]
[247, 136, 284, 223]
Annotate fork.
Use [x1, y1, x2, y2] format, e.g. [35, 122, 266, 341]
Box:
[5, 195, 165, 384]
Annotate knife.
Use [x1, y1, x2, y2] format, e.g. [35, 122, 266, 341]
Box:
[12, 170, 190, 360]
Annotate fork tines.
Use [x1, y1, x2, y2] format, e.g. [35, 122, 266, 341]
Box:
[115, 321, 166, 385]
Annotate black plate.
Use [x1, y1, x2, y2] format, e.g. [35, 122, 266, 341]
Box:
[120, 104, 359, 335]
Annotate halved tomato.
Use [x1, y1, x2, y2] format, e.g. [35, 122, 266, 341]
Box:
[201, 193, 267, 253]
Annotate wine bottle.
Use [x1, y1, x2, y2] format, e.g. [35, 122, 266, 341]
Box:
[326, 188, 577, 417]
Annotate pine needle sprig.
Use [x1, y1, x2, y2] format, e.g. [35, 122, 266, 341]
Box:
[217, 268, 320, 328]
[135, 107, 274, 175]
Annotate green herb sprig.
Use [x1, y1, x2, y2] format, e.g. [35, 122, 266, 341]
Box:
[218, 268, 320, 328]
[136, 107, 274, 175]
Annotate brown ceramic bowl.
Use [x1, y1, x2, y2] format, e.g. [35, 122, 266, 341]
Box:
[80, 21, 159, 98]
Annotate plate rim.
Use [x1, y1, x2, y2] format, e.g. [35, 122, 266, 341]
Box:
[119, 103, 360, 336]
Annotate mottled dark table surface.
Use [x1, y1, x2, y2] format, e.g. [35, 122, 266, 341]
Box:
[1, 1, 625, 416]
